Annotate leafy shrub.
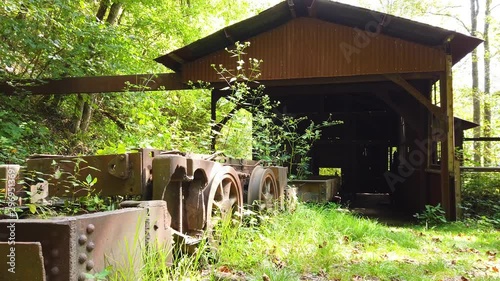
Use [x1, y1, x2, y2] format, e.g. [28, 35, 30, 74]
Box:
[461, 171, 500, 228]
[414, 204, 447, 228]
[0, 104, 56, 164]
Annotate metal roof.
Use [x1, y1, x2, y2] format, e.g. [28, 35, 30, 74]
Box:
[155, 0, 482, 72]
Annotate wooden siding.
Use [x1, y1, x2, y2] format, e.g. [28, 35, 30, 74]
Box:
[182, 17, 445, 83]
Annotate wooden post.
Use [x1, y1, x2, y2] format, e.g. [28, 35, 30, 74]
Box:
[211, 91, 219, 152]
[439, 49, 456, 220]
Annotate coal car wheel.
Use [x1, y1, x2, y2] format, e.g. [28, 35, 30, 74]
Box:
[205, 166, 243, 232]
[247, 166, 278, 211]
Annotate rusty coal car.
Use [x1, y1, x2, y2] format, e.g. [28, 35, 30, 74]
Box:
[0, 149, 288, 281]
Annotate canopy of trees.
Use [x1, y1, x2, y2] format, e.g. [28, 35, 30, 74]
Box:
[1, 0, 499, 166]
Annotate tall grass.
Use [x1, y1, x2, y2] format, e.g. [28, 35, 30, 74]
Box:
[212, 203, 499, 280]
[108, 203, 500, 280]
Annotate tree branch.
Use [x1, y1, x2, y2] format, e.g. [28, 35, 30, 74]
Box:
[98, 108, 126, 130]
[427, 12, 471, 34]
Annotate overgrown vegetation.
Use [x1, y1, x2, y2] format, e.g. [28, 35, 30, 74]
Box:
[414, 204, 447, 229]
[0, 0, 267, 163]
[461, 171, 500, 228]
[108, 203, 499, 280]
[2, 158, 123, 218]
[207, 42, 339, 179]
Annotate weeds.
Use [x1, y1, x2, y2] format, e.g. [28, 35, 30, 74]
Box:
[90, 202, 500, 280]
[414, 204, 447, 229]
[461, 171, 500, 228]
[211, 203, 499, 281]
[21, 158, 122, 217]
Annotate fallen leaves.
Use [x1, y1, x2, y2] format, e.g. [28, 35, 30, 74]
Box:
[432, 237, 442, 243]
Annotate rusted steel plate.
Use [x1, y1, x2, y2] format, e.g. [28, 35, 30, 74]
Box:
[0, 220, 73, 281]
[0, 202, 172, 281]
[1, 73, 187, 95]
[269, 166, 288, 209]
[73, 208, 148, 280]
[152, 155, 219, 234]
[0, 242, 46, 281]
[25, 150, 159, 198]
[221, 158, 259, 175]
[289, 177, 339, 203]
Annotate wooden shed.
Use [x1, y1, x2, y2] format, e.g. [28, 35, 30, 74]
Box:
[155, 0, 482, 219]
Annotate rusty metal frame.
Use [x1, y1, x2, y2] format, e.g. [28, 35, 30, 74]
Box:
[0, 201, 171, 281]
[152, 155, 219, 235]
[25, 149, 161, 198]
[1, 73, 186, 95]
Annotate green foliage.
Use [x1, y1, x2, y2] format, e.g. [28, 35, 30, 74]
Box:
[110, 236, 209, 280]
[210, 42, 339, 179]
[84, 266, 112, 281]
[0, 0, 266, 160]
[461, 172, 500, 228]
[211, 204, 500, 280]
[414, 204, 447, 228]
[0, 100, 57, 164]
[24, 158, 118, 217]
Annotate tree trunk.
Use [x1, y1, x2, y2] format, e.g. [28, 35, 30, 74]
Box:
[106, 2, 124, 25]
[483, 0, 492, 165]
[470, 0, 481, 165]
[72, 95, 85, 134]
[96, 0, 110, 21]
[80, 98, 95, 133]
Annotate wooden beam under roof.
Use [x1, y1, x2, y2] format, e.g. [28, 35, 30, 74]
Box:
[385, 74, 443, 118]
[1, 73, 187, 95]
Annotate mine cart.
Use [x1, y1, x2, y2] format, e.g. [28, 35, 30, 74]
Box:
[0, 149, 287, 280]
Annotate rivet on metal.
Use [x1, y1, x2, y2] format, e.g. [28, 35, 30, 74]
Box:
[51, 249, 59, 258]
[86, 260, 95, 271]
[78, 273, 87, 281]
[78, 253, 87, 264]
[86, 224, 95, 234]
[51, 266, 60, 275]
[86, 241, 95, 252]
[78, 235, 88, 245]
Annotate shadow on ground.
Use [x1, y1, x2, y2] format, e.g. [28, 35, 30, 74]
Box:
[348, 193, 417, 226]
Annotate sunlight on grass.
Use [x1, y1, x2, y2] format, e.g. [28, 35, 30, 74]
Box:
[110, 203, 499, 280]
[213, 203, 500, 281]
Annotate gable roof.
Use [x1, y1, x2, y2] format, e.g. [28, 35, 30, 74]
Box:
[155, 0, 482, 72]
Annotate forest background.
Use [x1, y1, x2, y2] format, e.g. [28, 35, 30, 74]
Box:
[1, 0, 499, 168]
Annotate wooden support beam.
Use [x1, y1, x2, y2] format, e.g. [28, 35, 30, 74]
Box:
[376, 92, 421, 135]
[439, 52, 456, 220]
[461, 167, 500, 172]
[287, 0, 297, 18]
[464, 137, 500, 141]
[208, 72, 440, 90]
[385, 74, 443, 118]
[307, 0, 317, 17]
[211, 91, 222, 152]
[1, 73, 187, 95]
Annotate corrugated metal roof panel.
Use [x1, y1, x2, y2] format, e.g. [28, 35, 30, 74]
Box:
[182, 18, 446, 83]
[155, 0, 482, 72]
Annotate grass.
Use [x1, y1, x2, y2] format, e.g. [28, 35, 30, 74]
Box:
[211, 203, 500, 281]
[110, 203, 500, 281]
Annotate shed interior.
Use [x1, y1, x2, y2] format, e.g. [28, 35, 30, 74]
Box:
[156, 0, 483, 219]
